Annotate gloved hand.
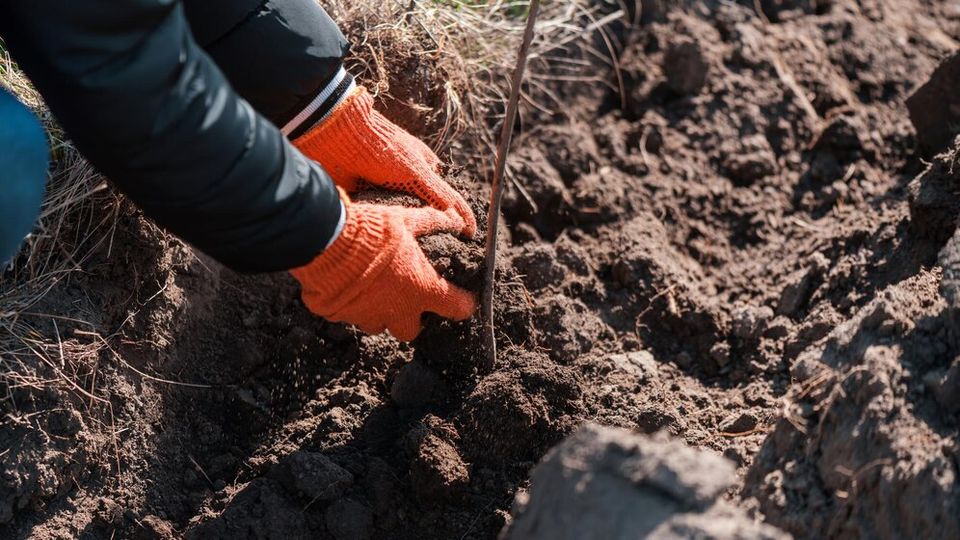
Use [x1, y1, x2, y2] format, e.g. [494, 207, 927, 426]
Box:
[290, 190, 476, 341]
[293, 86, 477, 238]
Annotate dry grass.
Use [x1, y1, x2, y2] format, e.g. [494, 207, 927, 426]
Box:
[326, 0, 627, 169]
[0, 50, 121, 419]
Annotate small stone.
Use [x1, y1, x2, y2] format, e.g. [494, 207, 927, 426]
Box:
[501, 424, 791, 540]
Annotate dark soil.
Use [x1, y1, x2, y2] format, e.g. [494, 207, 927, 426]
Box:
[3, 0, 960, 539]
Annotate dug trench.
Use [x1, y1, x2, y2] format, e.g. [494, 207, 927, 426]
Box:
[4, 0, 960, 538]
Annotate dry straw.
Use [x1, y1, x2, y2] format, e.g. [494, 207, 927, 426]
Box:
[1, 47, 119, 418]
[325, 0, 625, 167]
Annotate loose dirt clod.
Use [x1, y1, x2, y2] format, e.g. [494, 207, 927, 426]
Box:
[325, 498, 374, 540]
[909, 137, 960, 245]
[503, 424, 788, 540]
[923, 357, 960, 414]
[457, 349, 584, 466]
[664, 37, 710, 95]
[405, 415, 470, 503]
[269, 451, 353, 503]
[390, 360, 447, 409]
[907, 50, 960, 157]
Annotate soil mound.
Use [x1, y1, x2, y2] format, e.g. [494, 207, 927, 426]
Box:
[746, 266, 960, 539]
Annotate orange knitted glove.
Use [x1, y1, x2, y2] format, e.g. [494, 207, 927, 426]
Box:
[290, 193, 476, 341]
[293, 86, 477, 238]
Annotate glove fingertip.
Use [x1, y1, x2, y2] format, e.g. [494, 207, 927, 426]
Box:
[439, 286, 478, 322]
[455, 203, 478, 239]
[463, 219, 478, 239]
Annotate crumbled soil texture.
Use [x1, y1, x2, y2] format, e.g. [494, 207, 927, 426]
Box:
[4, 0, 960, 538]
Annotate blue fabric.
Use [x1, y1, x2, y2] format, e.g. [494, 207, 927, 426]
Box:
[0, 87, 48, 265]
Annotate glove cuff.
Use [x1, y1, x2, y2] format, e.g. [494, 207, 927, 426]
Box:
[292, 86, 405, 182]
[282, 67, 357, 138]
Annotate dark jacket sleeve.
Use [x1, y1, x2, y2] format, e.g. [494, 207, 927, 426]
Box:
[0, 0, 342, 273]
[183, 0, 352, 133]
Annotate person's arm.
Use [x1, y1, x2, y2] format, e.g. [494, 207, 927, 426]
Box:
[177, 0, 476, 237]
[182, 0, 354, 139]
[1, 0, 478, 340]
[0, 0, 342, 273]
